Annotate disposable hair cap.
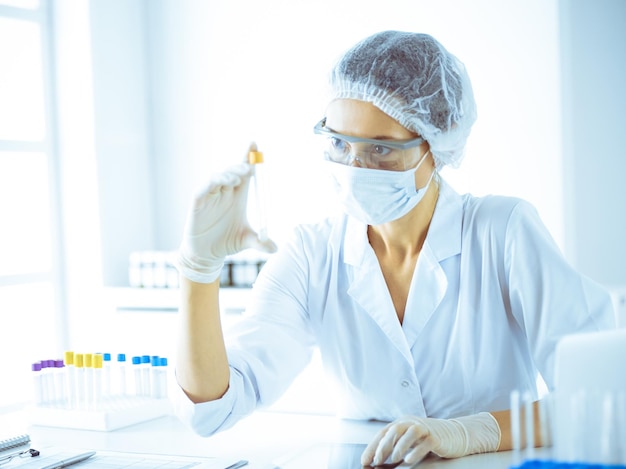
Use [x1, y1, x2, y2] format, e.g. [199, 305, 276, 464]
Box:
[328, 31, 477, 169]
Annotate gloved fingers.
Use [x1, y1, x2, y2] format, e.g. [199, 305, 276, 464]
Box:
[371, 422, 412, 466]
[390, 424, 429, 463]
[199, 163, 251, 196]
[190, 165, 252, 218]
[361, 423, 394, 465]
[239, 230, 278, 254]
[404, 441, 433, 465]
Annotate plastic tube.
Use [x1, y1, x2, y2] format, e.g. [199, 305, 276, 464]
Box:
[53, 359, 66, 408]
[75, 353, 85, 410]
[116, 353, 127, 396]
[141, 355, 151, 397]
[32, 362, 43, 406]
[150, 356, 161, 399]
[93, 354, 103, 410]
[248, 150, 268, 241]
[84, 353, 94, 410]
[159, 357, 168, 398]
[132, 356, 142, 396]
[102, 353, 111, 399]
[524, 391, 535, 459]
[64, 351, 76, 409]
[510, 389, 521, 462]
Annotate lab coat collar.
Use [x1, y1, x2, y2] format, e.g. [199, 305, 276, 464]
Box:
[427, 178, 463, 261]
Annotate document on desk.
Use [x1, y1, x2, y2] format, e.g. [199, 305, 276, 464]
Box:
[4, 447, 241, 469]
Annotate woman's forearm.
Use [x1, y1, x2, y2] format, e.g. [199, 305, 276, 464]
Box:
[175, 276, 230, 403]
[491, 400, 546, 451]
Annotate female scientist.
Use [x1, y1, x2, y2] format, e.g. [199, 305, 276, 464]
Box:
[174, 31, 615, 466]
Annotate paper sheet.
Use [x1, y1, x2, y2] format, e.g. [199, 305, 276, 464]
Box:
[4, 447, 240, 469]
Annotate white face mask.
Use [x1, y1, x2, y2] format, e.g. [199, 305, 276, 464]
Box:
[326, 151, 434, 225]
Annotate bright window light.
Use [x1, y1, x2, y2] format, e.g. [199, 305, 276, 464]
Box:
[0, 151, 52, 276]
[0, 16, 46, 141]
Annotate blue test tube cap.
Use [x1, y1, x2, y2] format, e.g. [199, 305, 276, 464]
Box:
[117, 353, 126, 362]
[103, 353, 111, 361]
[151, 356, 160, 366]
[159, 357, 168, 367]
[141, 355, 150, 364]
[132, 356, 141, 365]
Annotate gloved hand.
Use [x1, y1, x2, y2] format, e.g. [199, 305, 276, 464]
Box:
[177, 147, 277, 284]
[361, 412, 501, 466]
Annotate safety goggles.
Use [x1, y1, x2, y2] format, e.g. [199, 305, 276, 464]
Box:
[313, 118, 425, 171]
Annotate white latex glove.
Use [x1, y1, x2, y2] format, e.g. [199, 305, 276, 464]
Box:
[177, 150, 277, 284]
[361, 412, 501, 466]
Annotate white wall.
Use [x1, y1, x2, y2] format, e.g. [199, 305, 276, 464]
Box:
[560, 0, 626, 287]
[87, 0, 155, 286]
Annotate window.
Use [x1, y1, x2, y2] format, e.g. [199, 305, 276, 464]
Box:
[0, 0, 64, 411]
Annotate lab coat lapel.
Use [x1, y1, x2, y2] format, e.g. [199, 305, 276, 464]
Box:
[344, 218, 414, 364]
[402, 244, 447, 346]
[403, 179, 463, 347]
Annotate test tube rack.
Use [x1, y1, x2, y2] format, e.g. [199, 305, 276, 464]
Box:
[28, 396, 171, 431]
[30, 352, 172, 431]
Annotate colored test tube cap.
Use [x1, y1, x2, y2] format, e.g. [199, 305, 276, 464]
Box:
[93, 354, 103, 368]
[248, 150, 264, 164]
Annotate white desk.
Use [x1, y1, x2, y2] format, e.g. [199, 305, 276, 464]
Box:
[1, 409, 541, 468]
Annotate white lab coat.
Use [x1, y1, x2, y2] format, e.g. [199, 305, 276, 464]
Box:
[175, 179, 615, 437]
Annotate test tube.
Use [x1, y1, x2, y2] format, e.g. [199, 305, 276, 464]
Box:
[159, 357, 168, 398]
[132, 356, 143, 397]
[141, 355, 151, 396]
[150, 356, 161, 399]
[39, 360, 49, 405]
[102, 353, 111, 399]
[510, 389, 521, 465]
[538, 395, 552, 448]
[523, 392, 535, 459]
[93, 354, 103, 410]
[32, 363, 43, 406]
[116, 353, 127, 396]
[248, 149, 268, 241]
[64, 351, 76, 409]
[53, 360, 66, 408]
[40, 360, 53, 405]
[75, 353, 85, 410]
[84, 353, 94, 410]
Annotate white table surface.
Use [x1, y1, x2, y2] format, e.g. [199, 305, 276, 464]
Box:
[0, 408, 545, 468]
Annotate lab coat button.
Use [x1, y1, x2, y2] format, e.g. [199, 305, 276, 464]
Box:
[401, 380, 410, 388]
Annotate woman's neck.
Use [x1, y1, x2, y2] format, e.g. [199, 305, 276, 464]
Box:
[368, 175, 440, 260]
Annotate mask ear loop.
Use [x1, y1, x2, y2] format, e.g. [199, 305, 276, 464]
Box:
[413, 149, 438, 194]
[413, 149, 431, 172]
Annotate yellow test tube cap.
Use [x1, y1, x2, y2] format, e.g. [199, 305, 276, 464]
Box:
[75, 353, 84, 368]
[93, 354, 103, 369]
[248, 150, 264, 164]
[64, 351, 74, 366]
[84, 353, 93, 367]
